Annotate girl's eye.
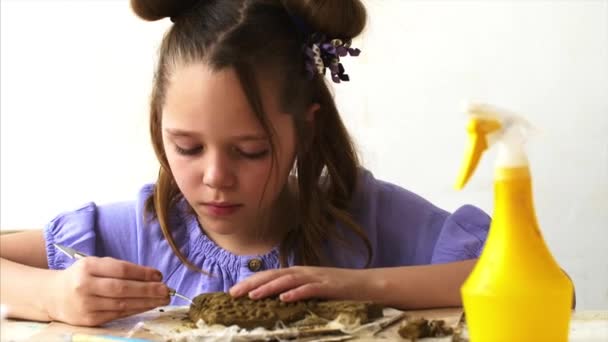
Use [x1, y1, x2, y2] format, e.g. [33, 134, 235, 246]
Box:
[239, 149, 269, 159]
[175, 145, 202, 156]
[173, 144, 268, 159]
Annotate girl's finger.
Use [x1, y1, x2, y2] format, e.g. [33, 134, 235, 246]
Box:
[113, 308, 149, 321]
[73, 310, 128, 327]
[87, 296, 170, 312]
[77, 257, 162, 282]
[229, 269, 289, 297]
[247, 272, 311, 300]
[279, 282, 329, 302]
[89, 278, 169, 299]
[76, 308, 144, 327]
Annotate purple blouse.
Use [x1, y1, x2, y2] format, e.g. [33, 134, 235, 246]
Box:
[44, 169, 490, 305]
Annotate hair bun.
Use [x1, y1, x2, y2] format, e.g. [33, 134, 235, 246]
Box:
[284, 0, 367, 39]
[130, 0, 199, 21]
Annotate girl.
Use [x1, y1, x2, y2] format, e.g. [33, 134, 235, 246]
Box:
[0, 0, 490, 327]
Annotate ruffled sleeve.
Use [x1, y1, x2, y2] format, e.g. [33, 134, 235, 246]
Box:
[43, 188, 146, 270]
[331, 169, 491, 268]
[430, 204, 491, 264]
[42, 185, 211, 298]
[44, 202, 99, 270]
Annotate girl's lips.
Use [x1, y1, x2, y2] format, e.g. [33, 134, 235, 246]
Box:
[200, 203, 242, 217]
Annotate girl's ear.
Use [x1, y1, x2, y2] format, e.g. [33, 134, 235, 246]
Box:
[306, 103, 320, 123]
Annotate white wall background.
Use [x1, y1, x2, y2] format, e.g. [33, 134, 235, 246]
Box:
[1, 0, 606, 309]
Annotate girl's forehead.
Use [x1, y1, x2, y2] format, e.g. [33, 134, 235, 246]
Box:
[162, 63, 289, 137]
[167, 64, 249, 108]
[168, 64, 280, 110]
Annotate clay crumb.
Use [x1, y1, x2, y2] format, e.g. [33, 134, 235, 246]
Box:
[398, 318, 453, 341]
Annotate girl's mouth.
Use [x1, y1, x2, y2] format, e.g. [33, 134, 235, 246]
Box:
[200, 203, 243, 217]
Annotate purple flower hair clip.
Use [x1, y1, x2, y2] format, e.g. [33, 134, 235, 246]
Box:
[303, 33, 361, 83]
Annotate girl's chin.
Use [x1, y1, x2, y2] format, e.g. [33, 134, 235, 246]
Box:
[197, 217, 242, 235]
[202, 225, 239, 236]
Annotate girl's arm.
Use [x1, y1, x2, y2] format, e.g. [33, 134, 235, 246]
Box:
[1, 230, 49, 268]
[231, 261, 576, 310]
[362, 260, 476, 309]
[0, 230, 171, 326]
[230, 260, 477, 309]
[1, 230, 55, 321]
[0, 257, 57, 321]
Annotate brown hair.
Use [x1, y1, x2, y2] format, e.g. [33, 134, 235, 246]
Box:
[132, 0, 372, 270]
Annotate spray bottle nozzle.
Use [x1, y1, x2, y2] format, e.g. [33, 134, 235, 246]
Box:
[455, 117, 501, 189]
[455, 102, 534, 190]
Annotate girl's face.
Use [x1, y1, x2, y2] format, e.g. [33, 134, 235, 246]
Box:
[161, 63, 297, 241]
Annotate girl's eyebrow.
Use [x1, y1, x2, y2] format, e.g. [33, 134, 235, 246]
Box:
[233, 135, 268, 142]
[165, 128, 196, 137]
[164, 128, 267, 141]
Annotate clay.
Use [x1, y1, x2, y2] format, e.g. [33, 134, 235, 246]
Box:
[188, 292, 383, 329]
[310, 300, 384, 323]
[398, 318, 454, 341]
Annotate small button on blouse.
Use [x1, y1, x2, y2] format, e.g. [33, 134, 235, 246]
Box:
[247, 258, 263, 272]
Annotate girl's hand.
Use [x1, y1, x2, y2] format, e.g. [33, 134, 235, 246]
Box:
[46, 256, 170, 326]
[229, 266, 371, 302]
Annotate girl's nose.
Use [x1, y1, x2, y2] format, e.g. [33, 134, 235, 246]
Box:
[202, 153, 236, 189]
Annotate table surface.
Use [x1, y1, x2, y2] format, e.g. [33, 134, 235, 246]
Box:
[2, 307, 607, 341]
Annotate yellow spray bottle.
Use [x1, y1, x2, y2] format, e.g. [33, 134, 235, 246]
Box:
[455, 102, 573, 341]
